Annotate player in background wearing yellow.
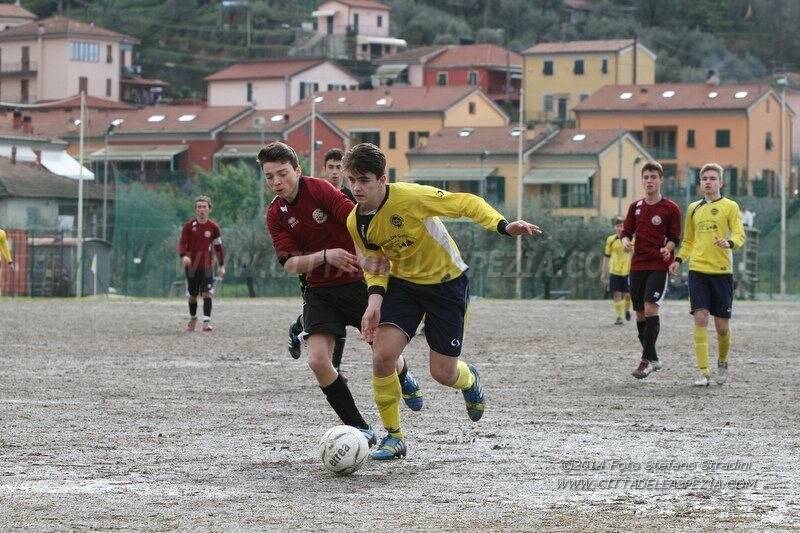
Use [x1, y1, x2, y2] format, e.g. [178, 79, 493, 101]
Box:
[601, 217, 633, 325]
[0, 227, 13, 269]
[343, 143, 542, 460]
[669, 163, 745, 386]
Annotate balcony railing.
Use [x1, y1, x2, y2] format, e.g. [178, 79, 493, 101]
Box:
[644, 147, 677, 160]
[1, 93, 38, 104]
[0, 62, 38, 74]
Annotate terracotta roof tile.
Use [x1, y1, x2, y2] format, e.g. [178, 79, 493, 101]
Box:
[205, 58, 327, 81]
[374, 45, 448, 65]
[408, 125, 551, 155]
[574, 83, 774, 112]
[427, 44, 522, 69]
[326, 0, 390, 10]
[0, 16, 136, 43]
[0, 4, 36, 19]
[524, 39, 635, 54]
[535, 129, 627, 156]
[290, 86, 481, 114]
[32, 95, 135, 111]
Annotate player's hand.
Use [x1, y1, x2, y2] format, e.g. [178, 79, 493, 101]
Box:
[356, 249, 389, 274]
[622, 238, 634, 252]
[659, 246, 672, 262]
[181, 256, 192, 267]
[361, 297, 382, 343]
[505, 220, 542, 236]
[218, 265, 226, 278]
[668, 261, 680, 276]
[600, 273, 608, 286]
[714, 237, 731, 249]
[325, 248, 359, 273]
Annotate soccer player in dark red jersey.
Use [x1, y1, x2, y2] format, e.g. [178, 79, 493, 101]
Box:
[621, 161, 682, 379]
[178, 195, 225, 332]
[261, 142, 422, 445]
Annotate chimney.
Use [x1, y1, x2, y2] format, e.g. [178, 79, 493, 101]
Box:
[21, 115, 33, 135]
[12, 110, 22, 130]
[706, 69, 720, 86]
[638, 86, 650, 107]
[11, 145, 16, 165]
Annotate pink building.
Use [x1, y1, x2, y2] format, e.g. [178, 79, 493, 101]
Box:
[0, 16, 139, 104]
[205, 58, 359, 110]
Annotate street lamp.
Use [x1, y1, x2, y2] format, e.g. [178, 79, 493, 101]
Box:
[103, 118, 124, 241]
[310, 95, 324, 177]
[776, 75, 788, 295]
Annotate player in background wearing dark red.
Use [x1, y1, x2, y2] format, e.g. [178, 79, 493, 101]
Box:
[179, 195, 225, 332]
[262, 142, 422, 446]
[621, 161, 682, 379]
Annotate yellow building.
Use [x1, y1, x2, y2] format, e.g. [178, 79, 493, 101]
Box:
[406, 126, 653, 219]
[523, 39, 656, 124]
[575, 83, 794, 197]
[297, 86, 509, 180]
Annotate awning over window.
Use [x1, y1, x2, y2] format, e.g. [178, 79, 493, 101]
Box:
[88, 145, 188, 162]
[356, 35, 408, 47]
[214, 145, 260, 159]
[405, 167, 494, 182]
[374, 63, 409, 83]
[0, 144, 36, 163]
[41, 150, 95, 180]
[523, 168, 595, 185]
[312, 9, 336, 17]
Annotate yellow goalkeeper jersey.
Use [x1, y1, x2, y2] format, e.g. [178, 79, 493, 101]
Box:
[604, 234, 632, 276]
[0, 229, 12, 264]
[677, 196, 745, 274]
[346, 182, 507, 292]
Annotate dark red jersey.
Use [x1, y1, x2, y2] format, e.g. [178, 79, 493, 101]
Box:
[622, 197, 682, 271]
[267, 176, 361, 287]
[178, 219, 224, 270]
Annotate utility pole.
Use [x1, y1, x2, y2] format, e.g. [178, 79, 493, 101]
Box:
[76, 91, 85, 298]
[515, 87, 524, 300]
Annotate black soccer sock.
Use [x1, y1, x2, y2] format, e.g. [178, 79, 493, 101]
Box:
[189, 301, 197, 318]
[290, 314, 304, 336]
[636, 320, 646, 348]
[203, 298, 212, 319]
[332, 336, 345, 370]
[643, 315, 661, 361]
[398, 359, 409, 382]
[321, 375, 368, 429]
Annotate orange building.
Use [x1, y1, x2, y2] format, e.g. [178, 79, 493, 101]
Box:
[575, 83, 794, 197]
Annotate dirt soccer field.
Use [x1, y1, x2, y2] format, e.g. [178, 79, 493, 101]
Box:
[0, 298, 798, 530]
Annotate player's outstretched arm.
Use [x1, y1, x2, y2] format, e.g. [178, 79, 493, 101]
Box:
[504, 220, 542, 236]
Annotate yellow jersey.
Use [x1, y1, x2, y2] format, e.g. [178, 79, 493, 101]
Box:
[346, 183, 506, 292]
[0, 229, 12, 264]
[604, 233, 632, 276]
[677, 196, 745, 274]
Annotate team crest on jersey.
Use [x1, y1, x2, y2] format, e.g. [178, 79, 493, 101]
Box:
[651, 215, 662, 226]
[635, 209, 641, 216]
[312, 209, 328, 224]
[711, 208, 719, 215]
[288, 217, 299, 228]
[390, 214, 404, 228]
[204, 230, 211, 238]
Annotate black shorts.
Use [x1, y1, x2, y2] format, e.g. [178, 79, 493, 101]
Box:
[380, 274, 469, 357]
[629, 270, 668, 311]
[302, 281, 368, 339]
[185, 267, 214, 297]
[688, 271, 734, 318]
[609, 273, 629, 293]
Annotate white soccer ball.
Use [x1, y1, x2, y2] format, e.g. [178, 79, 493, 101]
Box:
[318, 425, 369, 475]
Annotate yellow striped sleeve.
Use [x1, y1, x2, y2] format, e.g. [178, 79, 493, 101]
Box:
[727, 201, 746, 250]
[412, 184, 505, 232]
[0, 230, 12, 264]
[677, 201, 698, 262]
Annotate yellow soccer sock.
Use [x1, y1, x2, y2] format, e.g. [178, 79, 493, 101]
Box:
[718, 330, 731, 364]
[624, 295, 631, 312]
[694, 326, 710, 376]
[373, 371, 403, 438]
[452, 360, 475, 390]
[613, 300, 624, 319]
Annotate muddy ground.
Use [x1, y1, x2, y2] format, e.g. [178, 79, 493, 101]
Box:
[0, 298, 798, 531]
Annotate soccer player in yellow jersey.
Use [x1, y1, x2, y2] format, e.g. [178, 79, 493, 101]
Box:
[669, 163, 745, 386]
[601, 217, 633, 325]
[343, 143, 542, 460]
[0, 227, 13, 268]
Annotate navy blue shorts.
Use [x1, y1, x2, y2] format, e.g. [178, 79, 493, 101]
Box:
[380, 274, 469, 357]
[688, 271, 733, 318]
[185, 267, 214, 297]
[609, 273, 629, 293]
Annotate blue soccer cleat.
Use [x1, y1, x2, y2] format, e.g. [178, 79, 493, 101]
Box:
[401, 370, 423, 411]
[359, 426, 377, 447]
[370, 434, 406, 460]
[462, 364, 485, 422]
